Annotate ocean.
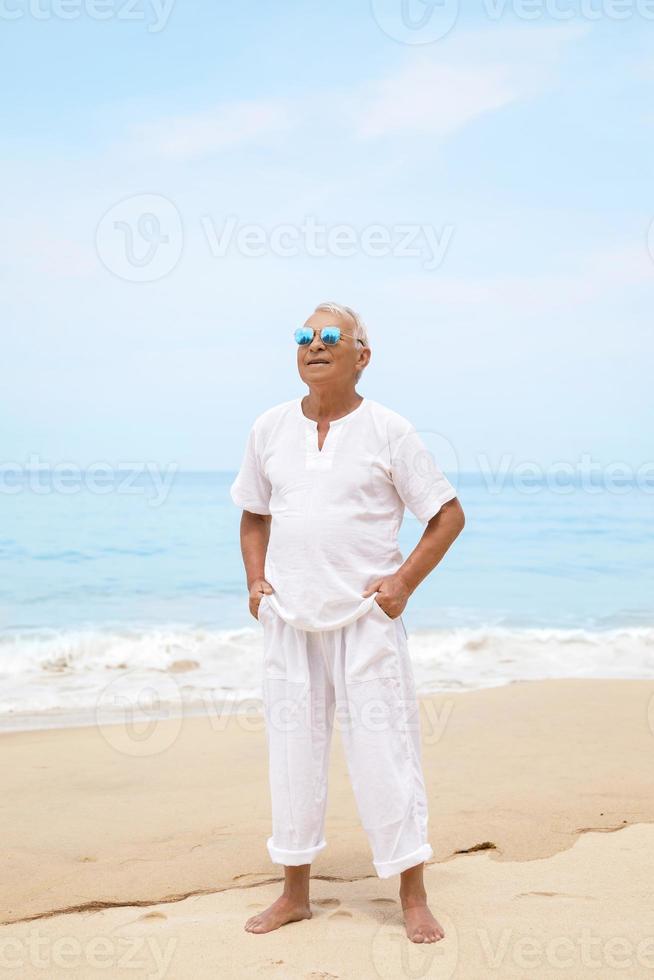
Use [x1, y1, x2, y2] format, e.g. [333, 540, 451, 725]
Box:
[1, 470, 652, 729]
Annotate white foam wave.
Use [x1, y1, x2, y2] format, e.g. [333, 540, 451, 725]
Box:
[0, 624, 652, 728]
[0, 626, 262, 675]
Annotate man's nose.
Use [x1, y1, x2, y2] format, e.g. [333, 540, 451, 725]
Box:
[309, 333, 326, 350]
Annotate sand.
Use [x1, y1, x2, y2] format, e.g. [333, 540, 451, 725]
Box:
[1, 678, 653, 979]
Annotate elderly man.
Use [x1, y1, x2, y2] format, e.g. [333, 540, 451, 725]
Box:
[230, 302, 465, 944]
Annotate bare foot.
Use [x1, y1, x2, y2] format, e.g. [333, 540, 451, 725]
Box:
[244, 894, 312, 934]
[400, 896, 445, 944]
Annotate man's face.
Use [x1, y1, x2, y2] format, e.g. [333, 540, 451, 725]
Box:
[296, 310, 369, 387]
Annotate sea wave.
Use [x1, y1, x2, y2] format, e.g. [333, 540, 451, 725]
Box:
[0, 626, 260, 675]
[0, 624, 653, 728]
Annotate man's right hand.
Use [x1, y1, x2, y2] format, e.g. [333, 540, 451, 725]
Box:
[249, 579, 274, 621]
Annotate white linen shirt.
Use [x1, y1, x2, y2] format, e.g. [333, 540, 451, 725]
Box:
[230, 396, 457, 632]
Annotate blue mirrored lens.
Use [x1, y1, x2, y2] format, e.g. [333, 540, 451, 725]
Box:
[295, 327, 314, 345]
[321, 326, 341, 345]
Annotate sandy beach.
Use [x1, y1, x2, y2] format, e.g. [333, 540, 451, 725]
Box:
[2, 678, 653, 979]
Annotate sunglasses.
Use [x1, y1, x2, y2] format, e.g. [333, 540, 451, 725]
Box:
[294, 325, 365, 347]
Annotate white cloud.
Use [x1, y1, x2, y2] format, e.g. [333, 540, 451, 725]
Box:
[130, 98, 296, 161]
[353, 24, 587, 139]
[356, 60, 516, 139]
[117, 24, 587, 162]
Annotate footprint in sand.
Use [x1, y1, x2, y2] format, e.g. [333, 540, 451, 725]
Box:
[370, 898, 397, 906]
[137, 911, 167, 921]
[313, 898, 340, 909]
[328, 910, 352, 919]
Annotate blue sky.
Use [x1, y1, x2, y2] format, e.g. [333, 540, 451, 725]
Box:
[2, 0, 653, 475]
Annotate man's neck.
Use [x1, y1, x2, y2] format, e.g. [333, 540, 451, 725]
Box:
[301, 387, 363, 422]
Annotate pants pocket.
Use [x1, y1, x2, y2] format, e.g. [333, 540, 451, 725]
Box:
[260, 600, 287, 679]
[371, 595, 396, 623]
[345, 601, 402, 683]
[257, 593, 270, 623]
[372, 594, 409, 643]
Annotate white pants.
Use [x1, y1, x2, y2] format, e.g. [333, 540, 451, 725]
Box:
[257, 593, 434, 879]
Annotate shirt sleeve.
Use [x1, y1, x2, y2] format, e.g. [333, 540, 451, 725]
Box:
[229, 424, 272, 515]
[390, 425, 457, 525]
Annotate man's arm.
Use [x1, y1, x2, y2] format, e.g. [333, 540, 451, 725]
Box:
[362, 497, 465, 618]
[239, 511, 274, 619]
[396, 496, 465, 593]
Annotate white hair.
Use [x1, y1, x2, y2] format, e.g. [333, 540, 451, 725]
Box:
[313, 302, 369, 383]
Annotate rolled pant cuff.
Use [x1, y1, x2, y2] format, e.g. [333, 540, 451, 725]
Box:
[266, 837, 327, 867]
[373, 843, 434, 879]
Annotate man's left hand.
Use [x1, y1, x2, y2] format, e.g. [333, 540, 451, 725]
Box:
[362, 573, 412, 620]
